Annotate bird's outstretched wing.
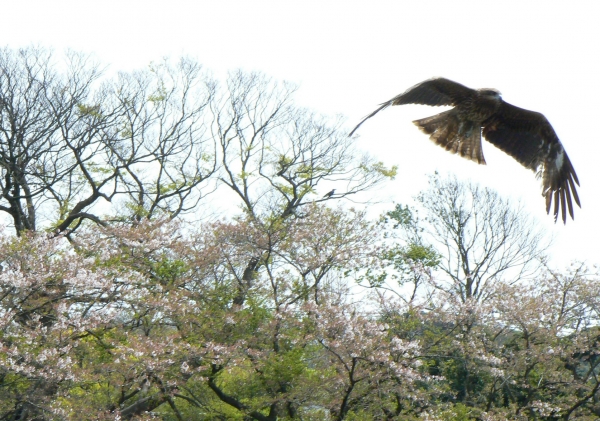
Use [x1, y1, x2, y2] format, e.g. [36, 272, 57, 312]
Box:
[482, 102, 580, 223]
[349, 78, 476, 136]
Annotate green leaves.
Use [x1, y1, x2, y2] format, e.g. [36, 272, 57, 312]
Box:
[76, 103, 103, 119]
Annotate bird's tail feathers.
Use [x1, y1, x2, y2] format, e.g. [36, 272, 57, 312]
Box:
[413, 110, 486, 165]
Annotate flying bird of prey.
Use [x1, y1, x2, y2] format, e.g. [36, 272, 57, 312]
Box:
[349, 77, 580, 223]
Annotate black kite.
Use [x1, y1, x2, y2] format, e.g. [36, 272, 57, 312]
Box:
[349, 78, 580, 223]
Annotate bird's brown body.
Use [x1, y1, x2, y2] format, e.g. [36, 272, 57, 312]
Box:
[458, 90, 501, 121]
[349, 78, 580, 223]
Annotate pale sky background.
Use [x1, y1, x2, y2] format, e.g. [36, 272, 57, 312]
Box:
[2, 1, 599, 267]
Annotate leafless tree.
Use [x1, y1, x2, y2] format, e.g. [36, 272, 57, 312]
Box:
[212, 70, 396, 220]
[0, 46, 97, 234]
[0, 47, 216, 236]
[415, 173, 549, 301]
[105, 58, 217, 224]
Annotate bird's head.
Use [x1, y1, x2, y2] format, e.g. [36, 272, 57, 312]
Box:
[478, 88, 502, 100]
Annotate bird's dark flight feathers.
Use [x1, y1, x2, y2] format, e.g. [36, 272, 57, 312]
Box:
[349, 77, 580, 223]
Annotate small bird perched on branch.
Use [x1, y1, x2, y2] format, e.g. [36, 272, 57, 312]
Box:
[349, 77, 580, 223]
[322, 189, 336, 198]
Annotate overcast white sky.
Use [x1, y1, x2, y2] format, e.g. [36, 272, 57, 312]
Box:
[2, 1, 599, 266]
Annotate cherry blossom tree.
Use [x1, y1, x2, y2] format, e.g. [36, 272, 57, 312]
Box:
[0, 214, 430, 420]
